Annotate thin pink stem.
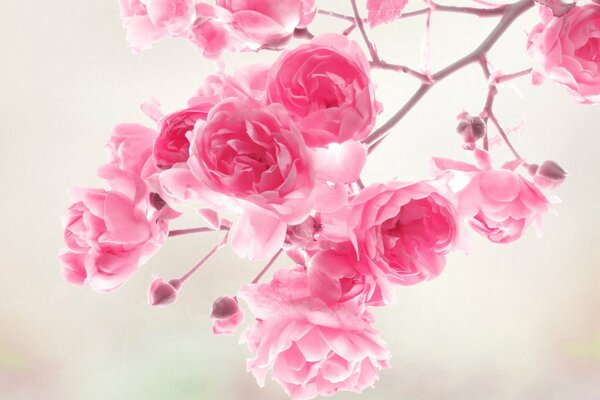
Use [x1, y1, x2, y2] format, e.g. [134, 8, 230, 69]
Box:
[350, 0, 381, 63]
[494, 68, 532, 84]
[318, 4, 507, 21]
[178, 234, 228, 284]
[356, 177, 366, 190]
[370, 61, 432, 83]
[488, 114, 522, 160]
[343, 23, 357, 36]
[430, 3, 509, 17]
[251, 249, 283, 285]
[364, 0, 534, 153]
[318, 9, 364, 23]
[168, 225, 229, 237]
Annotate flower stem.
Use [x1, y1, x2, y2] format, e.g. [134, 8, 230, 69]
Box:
[364, 0, 534, 153]
[350, 0, 381, 63]
[168, 225, 229, 237]
[251, 249, 283, 284]
[178, 234, 228, 284]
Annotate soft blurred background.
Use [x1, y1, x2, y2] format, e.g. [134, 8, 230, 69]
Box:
[1, 1, 599, 399]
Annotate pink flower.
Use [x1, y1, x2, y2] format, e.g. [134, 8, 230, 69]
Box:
[321, 181, 460, 303]
[107, 123, 158, 179]
[433, 153, 551, 244]
[527, 4, 600, 103]
[119, 0, 196, 52]
[210, 296, 245, 335]
[267, 34, 381, 146]
[187, 3, 234, 59]
[188, 98, 315, 224]
[238, 267, 390, 400]
[153, 104, 212, 169]
[58, 166, 168, 292]
[216, 0, 316, 50]
[308, 243, 383, 307]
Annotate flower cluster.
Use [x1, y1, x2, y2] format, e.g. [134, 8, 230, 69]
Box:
[59, 0, 595, 399]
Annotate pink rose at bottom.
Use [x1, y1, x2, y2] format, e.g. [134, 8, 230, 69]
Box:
[238, 267, 390, 400]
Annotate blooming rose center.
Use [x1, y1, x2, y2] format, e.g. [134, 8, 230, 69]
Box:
[379, 198, 451, 269]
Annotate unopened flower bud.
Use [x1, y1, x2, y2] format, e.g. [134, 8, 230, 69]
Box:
[534, 160, 567, 190]
[148, 275, 179, 308]
[149, 193, 167, 210]
[211, 296, 244, 336]
[456, 115, 486, 149]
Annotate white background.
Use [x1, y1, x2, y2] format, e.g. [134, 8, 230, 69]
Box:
[1, 1, 599, 399]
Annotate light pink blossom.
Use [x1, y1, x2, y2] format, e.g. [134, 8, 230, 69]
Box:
[267, 34, 381, 146]
[321, 181, 460, 303]
[238, 267, 390, 400]
[107, 123, 158, 179]
[528, 4, 600, 103]
[59, 166, 169, 292]
[188, 97, 315, 224]
[119, 0, 196, 52]
[433, 153, 551, 243]
[153, 104, 212, 169]
[216, 0, 316, 50]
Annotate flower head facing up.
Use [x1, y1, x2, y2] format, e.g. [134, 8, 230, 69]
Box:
[188, 97, 315, 224]
[267, 34, 381, 147]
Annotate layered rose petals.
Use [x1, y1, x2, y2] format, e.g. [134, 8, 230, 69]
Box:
[528, 4, 600, 103]
[238, 267, 390, 400]
[188, 97, 315, 224]
[59, 167, 168, 292]
[267, 34, 381, 146]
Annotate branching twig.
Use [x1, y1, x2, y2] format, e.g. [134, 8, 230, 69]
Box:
[364, 0, 534, 153]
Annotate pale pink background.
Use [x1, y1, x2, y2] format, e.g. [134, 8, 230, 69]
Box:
[1, 1, 599, 399]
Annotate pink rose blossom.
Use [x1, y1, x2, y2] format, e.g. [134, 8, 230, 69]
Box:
[189, 63, 270, 106]
[187, 3, 232, 59]
[238, 267, 390, 400]
[59, 166, 169, 292]
[153, 104, 212, 169]
[216, 0, 316, 50]
[321, 181, 460, 303]
[308, 242, 383, 306]
[119, 0, 196, 52]
[107, 123, 158, 179]
[528, 4, 600, 103]
[188, 97, 315, 224]
[210, 296, 245, 335]
[267, 34, 381, 146]
[433, 153, 551, 243]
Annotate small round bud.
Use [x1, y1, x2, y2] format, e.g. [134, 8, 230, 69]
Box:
[534, 160, 567, 190]
[149, 193, 167, 210]
[148, 275, 179, 308]
[211, 296, 240, 319]
[456, 114, 486, 149]
[210, 296, 244, 336]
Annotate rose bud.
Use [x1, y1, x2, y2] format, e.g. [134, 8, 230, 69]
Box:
[148, 276, 181, 308]
[457, 115, 486, 149]
[210, 296, 244, 336]
[534, 160, 567, 191]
